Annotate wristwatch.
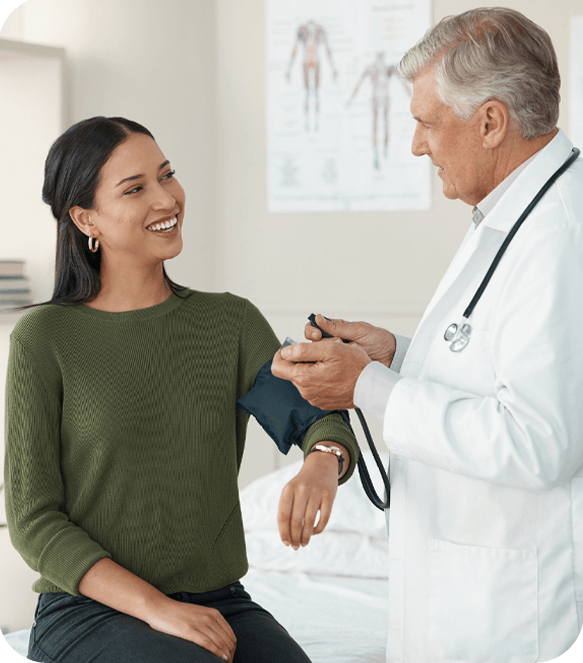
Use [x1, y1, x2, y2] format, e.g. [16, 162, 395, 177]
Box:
[308, 444, 345, 476]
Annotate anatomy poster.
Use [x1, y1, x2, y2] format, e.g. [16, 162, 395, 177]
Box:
[266, 0, 431, 212]
[570, 16, 583, 150]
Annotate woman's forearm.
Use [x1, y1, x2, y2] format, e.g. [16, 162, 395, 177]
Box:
[78, 557, 168, 621]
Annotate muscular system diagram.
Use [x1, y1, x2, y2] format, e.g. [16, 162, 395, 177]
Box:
[267, 0, 432, 212]
[347, 51, 411, 169]
[286, 19, 338, 131]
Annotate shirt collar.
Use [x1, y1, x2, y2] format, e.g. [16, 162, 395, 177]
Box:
[473, 151, 539, 225]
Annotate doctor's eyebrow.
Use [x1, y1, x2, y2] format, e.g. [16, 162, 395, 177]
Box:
[115, 160, 171, 187]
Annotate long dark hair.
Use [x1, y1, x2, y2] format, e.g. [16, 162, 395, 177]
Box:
[37, 116, 183, 307]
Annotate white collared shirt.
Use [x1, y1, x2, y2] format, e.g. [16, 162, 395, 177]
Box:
[473, 152, 538, 225]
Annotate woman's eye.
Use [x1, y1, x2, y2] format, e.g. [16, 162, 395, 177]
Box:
[123, 171, 175, 195]
[124, 185, 143, 195]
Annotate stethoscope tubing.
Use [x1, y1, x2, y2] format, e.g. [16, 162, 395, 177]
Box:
[461, 147, 580, 321]
[446, 147, 580, 350]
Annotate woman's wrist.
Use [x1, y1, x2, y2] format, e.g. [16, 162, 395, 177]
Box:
[306, 441, 349, 479]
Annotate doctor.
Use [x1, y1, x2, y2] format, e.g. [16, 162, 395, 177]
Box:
[273, 7, 583, 663]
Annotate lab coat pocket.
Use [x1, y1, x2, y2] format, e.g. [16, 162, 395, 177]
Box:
[428, 538, 538, 663]
[425, 328, 495, 397]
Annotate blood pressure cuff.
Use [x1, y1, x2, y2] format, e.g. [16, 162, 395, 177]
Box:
[236, 358, 353, 455]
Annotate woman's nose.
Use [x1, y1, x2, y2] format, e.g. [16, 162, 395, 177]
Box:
[151, 183, 176, 210]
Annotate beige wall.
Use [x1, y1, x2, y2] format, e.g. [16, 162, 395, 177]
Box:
[213, 0, 583, 476]
[2, 0, 218, 291]
[1, 0, 582, 632]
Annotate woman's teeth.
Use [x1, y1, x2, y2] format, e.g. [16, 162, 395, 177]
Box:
[147, 216, 178, 233]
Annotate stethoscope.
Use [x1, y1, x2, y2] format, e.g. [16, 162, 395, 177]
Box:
[445, 147, 580, 352]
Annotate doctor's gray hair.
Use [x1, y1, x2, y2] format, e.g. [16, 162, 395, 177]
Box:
[398, 7, 560, 140]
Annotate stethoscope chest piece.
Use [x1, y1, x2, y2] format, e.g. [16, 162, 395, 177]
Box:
[449, 321, 472, 352]
[444, 323, 458, 342]
[445, 318, 472, 352]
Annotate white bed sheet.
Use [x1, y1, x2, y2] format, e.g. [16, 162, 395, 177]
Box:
[241, 453, 390, 662]
[3, 629, 28, 658]
[2, 570, 389, 663]
[243, 568, 388, 663]
[2, 453, 390, 662]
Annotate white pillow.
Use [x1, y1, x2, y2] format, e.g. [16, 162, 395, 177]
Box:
[241, 452, 389, 539]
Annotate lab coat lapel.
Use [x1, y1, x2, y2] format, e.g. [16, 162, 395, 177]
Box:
[404, 130, 575, 375]
[404, 224, 505, 374]
[482, 129, 574, 234]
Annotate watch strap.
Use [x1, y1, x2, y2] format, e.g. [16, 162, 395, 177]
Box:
[309, 443, 345, 476]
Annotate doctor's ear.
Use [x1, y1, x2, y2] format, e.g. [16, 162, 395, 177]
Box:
[68, 205, 97, 238]
[479, 100, 510, 149]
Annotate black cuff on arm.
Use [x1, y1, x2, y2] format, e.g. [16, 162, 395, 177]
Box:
[236, 359, 358, 482]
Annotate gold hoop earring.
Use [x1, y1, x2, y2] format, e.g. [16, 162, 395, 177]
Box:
[88, 236, 100, 253]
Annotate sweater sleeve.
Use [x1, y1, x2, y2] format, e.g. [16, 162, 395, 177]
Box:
[237, 300, 359, 483]
[4, 336, 112, 596]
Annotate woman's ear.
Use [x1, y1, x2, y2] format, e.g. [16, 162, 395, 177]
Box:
[69, 206, 97, 239]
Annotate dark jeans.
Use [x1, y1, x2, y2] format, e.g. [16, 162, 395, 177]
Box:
[28, 582, 312, 663]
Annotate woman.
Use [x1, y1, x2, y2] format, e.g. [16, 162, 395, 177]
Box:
[4, 116, 358, 663]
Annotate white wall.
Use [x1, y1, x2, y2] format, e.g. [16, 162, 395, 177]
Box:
[2, 0, 218, 291]
[4, 0, 580, 488]
[0, 0, 221, 633]
[213, 0, 578, 322]
[0, 42, 63, 304]
[1, 0, 582, 632]
[212, 0, 582, 476]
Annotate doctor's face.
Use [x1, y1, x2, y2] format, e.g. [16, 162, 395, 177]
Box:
[410, 67, 490, 206]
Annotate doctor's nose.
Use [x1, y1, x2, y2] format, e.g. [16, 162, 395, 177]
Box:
[411, 125, 428, 157]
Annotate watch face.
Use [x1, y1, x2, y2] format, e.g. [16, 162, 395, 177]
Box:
[315, 444, 340, 455]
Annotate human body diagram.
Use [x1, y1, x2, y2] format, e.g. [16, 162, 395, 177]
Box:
[284, 24, 412, 169]
[286, 19, 338, 131]
[347, 52, 411, 168]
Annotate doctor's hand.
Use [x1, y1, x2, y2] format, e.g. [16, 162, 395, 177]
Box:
[272, 338, 371, 410]
[305, 314, 397, 368]
[278, 445, 342, 549]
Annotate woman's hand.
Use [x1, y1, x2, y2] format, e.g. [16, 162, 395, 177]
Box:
[305, 314, 396, 368]
[277, 446, 342, 549]
[79, 558, 236, 662]
[144, 596, 237, 663]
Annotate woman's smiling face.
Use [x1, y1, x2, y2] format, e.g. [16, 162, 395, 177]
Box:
[84, 132, 186, 265]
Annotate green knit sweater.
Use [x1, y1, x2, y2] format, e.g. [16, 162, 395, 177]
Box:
[4, 289, 358, 597]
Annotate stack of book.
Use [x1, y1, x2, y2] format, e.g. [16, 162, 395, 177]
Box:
[0, 260, 33, 311]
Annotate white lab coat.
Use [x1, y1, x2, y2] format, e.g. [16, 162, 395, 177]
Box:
[383, 130, 583, 662]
